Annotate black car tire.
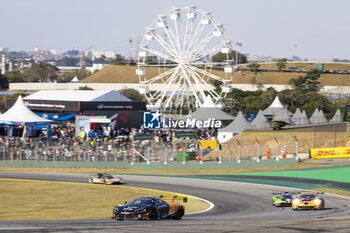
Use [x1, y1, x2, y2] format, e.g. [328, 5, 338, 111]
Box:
[172, 207, 184, 220]
[149, 208, 158, 220]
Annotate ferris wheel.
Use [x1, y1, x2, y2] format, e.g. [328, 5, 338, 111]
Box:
[136, 6, 234, 114]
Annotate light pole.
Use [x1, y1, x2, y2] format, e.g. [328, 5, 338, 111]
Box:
[235, 42, 243, 68]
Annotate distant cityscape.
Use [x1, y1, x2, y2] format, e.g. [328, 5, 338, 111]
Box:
[1, 45, 350, 76]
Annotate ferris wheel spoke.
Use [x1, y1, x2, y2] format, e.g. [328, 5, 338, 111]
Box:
[163, 74, 184, 109]
[189, 65, 229, 83]
[152, 33, 178, 58]
[179, 65, 203, 106]
[154, 66, 181, 108]
[193, 43, 223, 61]
[142, 47, 176, 63]
[185, 22, 205, 58]
[141, 67, 176, 84]
[162, 22, 181, 57]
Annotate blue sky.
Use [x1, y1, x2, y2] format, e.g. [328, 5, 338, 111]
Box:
[0, 0, 349, 61]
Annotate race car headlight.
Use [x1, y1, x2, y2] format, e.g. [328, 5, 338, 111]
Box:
[114, 207, 119, 212]
[314, 199, 321, 205]
[292, 199, 300, 204]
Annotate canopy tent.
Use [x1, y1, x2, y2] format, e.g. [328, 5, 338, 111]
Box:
[300, 110, 310, 125]
[310, 108, 328, 124]
[263, 96, 292, 116]
[0, 96, 52, 123]
[219, 111, 254, 133]
[188, 95, 234, 121]
[251, 110, 270, 129]
[274, 109, 291, 124]
[218, 111, 253, 143]
[330, 109, 343, 122]
[291, 108, 302, 125]
[71, 76, 80, 83]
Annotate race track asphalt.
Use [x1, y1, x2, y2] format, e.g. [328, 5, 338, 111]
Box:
[1, 172, 350, 233]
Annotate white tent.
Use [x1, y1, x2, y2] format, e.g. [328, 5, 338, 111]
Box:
[251, 110, 270, 129]
[218, 111, 254, 143]
[330, 109, 343, 122]
[291, 108, 302, 125]
[274, 109, 291, 124]
[0, 96, 52, 123]
[300, 110, 310, 125]
[188, 95, 234, 121]
[310, 108, 328, 124]
[263, 96, 292, 116]
[309, 108, 319, 124]
[71, 76, 80, 83]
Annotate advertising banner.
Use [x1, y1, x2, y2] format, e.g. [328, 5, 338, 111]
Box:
[310, 147, 350, 159]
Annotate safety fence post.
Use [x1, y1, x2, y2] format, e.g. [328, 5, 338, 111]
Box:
[256, 138, 260, 162]
[236, 139, 241, 163]
[218, 143, 222, 164]
[164, 146, 168, 165]
[333, 124, 337, 147]
[274, 137, 279, 161]
[147, 142, 151, 165]
[182, 143, 186, 165]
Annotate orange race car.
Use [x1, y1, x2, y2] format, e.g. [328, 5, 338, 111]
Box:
[292, 192, 325, 210]
[111, 195, 187, 220]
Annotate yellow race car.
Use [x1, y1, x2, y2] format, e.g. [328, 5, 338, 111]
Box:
[292, 192, 325, 210]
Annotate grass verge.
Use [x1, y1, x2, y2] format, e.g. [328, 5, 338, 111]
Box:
[0, 179, 208, 220]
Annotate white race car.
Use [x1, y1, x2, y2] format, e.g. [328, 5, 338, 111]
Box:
[89, 173, 125, 185]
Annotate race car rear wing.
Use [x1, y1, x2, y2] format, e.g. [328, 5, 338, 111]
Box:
[297, 191, 324, 194]
[159, 195, 188, 203]
[272, 192, 297, 195]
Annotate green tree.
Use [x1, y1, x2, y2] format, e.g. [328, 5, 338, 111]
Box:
[119, 88, 144, 102]
[146, 56, 157, 64]
[211, 51, 247, 63]
[210, 80, 222, 94]
[78, 86, 94, 90]
[56, 57, 80, 66]
[247, 61, 260, 72]
[4, 71, 24, 83]
[288, 68, 321, 91]
[61, 69, 92, 82]
[0, 73, 9, 89]
[276, 58, 287, 70]
[23, 64, 59, 82]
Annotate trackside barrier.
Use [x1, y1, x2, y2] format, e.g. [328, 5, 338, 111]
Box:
[0, 158, 299, 170]
[310, 147, 350, 159]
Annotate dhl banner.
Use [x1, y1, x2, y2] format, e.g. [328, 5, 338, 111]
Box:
[310, 147, 350, 159]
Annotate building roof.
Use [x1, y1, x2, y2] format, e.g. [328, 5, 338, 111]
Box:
[0, 96, 52, 123]
[24, 90, 132, 102]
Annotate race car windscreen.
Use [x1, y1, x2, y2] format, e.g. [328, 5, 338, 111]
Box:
[282, 194, 293, 199]
[127, 199, 153, 207]
[299, 194, 316, 199]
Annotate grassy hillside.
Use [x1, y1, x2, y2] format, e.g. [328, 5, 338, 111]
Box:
[82, 63, 350, 86]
